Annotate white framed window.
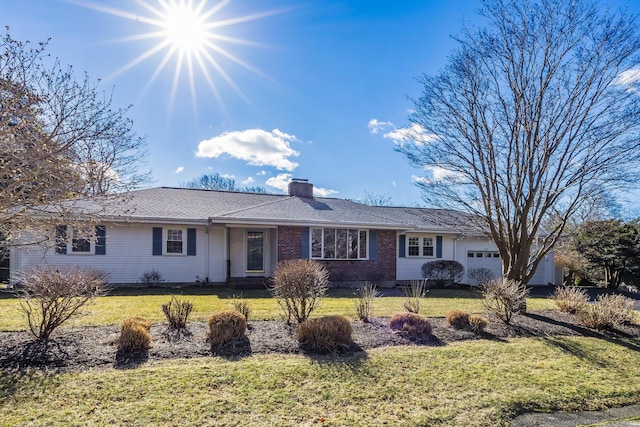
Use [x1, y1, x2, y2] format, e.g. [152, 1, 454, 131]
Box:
[69, 226, 93, 254]
[310, 228, 368, 260]
[406, 235, 435, 257]
[165, 228, 185, 255]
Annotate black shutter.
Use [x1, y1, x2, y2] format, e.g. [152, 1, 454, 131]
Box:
[369, 230, 377, 260]
[95, 225, 106, 255]
[55, 225, 67, 254]
[152, 227, 163, 256]
[399, 235, 406, 258]
[436, 236, 443, 258]
[187, 228, 196, 256]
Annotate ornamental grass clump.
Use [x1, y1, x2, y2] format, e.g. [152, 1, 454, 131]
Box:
[161, 295, 193, 329]
[401, 279, 428, 314]
[354, 282, 380, 322]
[229, 294, 251, 323]
[208, 311, 247, 345]
[576, 294, 636, 330]
[269, 259, 329, 324]
[446, 310, 471, 329]
[551, 286, 589, 314]
[468, 314, 489, 333]
[481, 278, 528, 324]
[118, 316, 152, 353]
[296, 315, 353, 353]
[389, 312, 432, 339]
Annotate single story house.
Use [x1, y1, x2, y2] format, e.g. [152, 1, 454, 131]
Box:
[9, 179, 557, 287]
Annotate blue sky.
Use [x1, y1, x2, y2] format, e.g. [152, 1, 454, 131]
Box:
[4, 0, 640, 208]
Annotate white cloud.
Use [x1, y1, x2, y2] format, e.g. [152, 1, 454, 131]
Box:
[313, 186, 338, 197]
[383, 123, 436, 146]
[265, 173, 292, 192]
[242, 176, 255, 185]
[615, 67, 640, 85]
[412, 167, 463, 186]
[391, 181, 397, 187]
[174, 166, 184, 174]
[221, 173, 235, 179]
[368, 118, 394, 135]
[196, 128, 300, 171]
[256, 170, 267, 176]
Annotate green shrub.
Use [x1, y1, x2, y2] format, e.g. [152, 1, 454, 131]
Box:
[296, 315, 353, 352]
[208, 311, 247, 345]
[229, 294, 251, 323]
[576, 294, 636, 330]
[389, 313, 432, 338]
[401, 280, 428, 314]
[551, 286, 589, 314]
[421, 260, 464, 286]
[481, 278, 528, 324]
[269, 259, 329, 323]
[446, 310, 470, 329]
[354, 282, 380, 322]
[468, 314, 489, 333]
[162, 295, 193, 329]
[118, 317, 152, 353]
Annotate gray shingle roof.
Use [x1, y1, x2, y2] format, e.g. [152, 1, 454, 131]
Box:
[95, 187, 487, 234]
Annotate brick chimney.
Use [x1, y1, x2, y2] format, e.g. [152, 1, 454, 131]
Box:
[288, 178, 314, 198]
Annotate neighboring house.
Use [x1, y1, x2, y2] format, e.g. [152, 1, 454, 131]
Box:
[9, 179, 557, 286]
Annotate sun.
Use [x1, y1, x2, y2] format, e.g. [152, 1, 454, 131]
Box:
[69, 0, 283, 111]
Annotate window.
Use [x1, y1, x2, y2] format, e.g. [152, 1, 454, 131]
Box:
[406, 235, 435, 257]
[310, 228, 368, 260]
[71, 227, 92, 253]
[166, 229, 184, 254]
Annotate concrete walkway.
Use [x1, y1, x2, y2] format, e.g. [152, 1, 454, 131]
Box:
[511, 405, 640, 426]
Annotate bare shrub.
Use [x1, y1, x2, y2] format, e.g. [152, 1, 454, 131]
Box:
[421, 260, 464, 287]
[468, 314, 489, 333]
[229, 294, 251, 323]
[446, 310, 470, 329]
[118, 317, 152, 353]
[481, 278, 528, 324]
[296, 315, 353, 352]
[18, 265, 108, 340]
[138, 269, 163, 287]
[162, 295, 193, 329]
[468, 268, 495, 287]
[208, 311, 247, 345]
[269, 259, 329, 324]
[354, 282, 380, 322]
[401, 279, 428, 314]
[576, 294, 637, 330]
[551, 286, 589, 314]
[389, 312, 432, 338]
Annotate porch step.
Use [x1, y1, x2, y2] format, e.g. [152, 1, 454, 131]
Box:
[227, 276, 269, 289]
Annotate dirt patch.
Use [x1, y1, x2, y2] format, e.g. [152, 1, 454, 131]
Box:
[1, 310, 638, 373]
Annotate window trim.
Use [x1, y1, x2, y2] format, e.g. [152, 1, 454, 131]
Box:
[246, 230, 265, 273]
[164, 227, 187, 256]
[406, 234, 436, 258]
[310, 227, 369, 260]
[67, 226, 94, 255]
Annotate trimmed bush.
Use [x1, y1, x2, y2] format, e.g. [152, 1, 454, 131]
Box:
[481, 278, 528, 324]
[118, 317, 152, 353]
[208, 311, 247, 345]
[552, 286, 589, 314]
[162, 295, 194, 329]
[468, 314, 489, 333]
[389, 313, 432, 338]
[421, 260, 464, 287]
[576, 294, 636, 330]
[269, 259, 329, 323]
[354, 282, 380, 322]
[446, 310, 470, 329]
[296, 315, 353, 352]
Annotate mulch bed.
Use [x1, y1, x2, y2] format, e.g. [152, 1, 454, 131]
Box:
[1, 310, 639, 373]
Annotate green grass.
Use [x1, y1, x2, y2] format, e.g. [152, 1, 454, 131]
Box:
[0, 287, 556, 331]
[1, 337, 639, 426]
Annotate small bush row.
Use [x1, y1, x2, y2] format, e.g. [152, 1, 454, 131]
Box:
[552, 286, 636, 330]
[445, 310, 489, 333]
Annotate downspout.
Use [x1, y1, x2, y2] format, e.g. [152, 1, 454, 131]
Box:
[205, 222, 210, 282]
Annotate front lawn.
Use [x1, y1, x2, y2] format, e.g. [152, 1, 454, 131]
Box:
[0, 287, 556, 331]
[1, 337, 639, 426]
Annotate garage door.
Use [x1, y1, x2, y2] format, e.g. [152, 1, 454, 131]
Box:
[466, 251, 547, 285]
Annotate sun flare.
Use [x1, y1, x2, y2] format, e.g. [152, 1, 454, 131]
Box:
[70, 0, 283, 111]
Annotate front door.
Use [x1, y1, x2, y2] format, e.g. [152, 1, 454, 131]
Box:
[246, 231, 264, 273]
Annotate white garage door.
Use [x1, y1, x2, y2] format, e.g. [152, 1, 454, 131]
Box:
[466, 250, 547, 285]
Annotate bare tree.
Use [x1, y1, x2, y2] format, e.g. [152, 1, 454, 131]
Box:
[0, 31, 150, 247]
[181, 173, 266, 193]
[398, 0, 640, 285]
[360, 191, 393, 207]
